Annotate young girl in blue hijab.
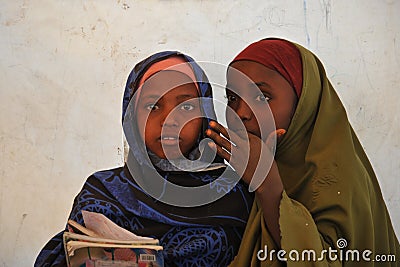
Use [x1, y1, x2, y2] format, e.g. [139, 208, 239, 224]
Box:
[35, 51, 254, 267]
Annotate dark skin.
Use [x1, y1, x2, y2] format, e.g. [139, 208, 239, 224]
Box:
[136, 71, 203, 160]
[206, 60, 298, 246]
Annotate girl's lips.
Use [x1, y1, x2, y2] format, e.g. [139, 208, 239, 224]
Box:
[159, 136, 181, 146]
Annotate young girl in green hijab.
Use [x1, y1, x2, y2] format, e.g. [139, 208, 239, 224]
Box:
[206, 38, 400, 266]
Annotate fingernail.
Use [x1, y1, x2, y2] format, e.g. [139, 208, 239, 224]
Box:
[208, 141, 216, 148]
[277, 129, 286, 136]
[209, 121, 216, 127]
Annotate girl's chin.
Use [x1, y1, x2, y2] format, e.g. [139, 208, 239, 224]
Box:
[157, 152, 188, 161]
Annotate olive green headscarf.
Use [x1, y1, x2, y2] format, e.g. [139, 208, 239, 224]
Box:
[229, 39, 399, 266]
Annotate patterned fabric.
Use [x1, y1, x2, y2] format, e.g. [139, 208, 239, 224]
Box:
[35, 166, 253, 267]
[35, 52, 254, 267]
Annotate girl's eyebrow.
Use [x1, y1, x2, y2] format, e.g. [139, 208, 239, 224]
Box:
[177, 94, 198, 100]
[225, 84, 239, 93]
[140, 94, 159, 100]
[254, 81, 272, 89]
[140, 94, 198, 101]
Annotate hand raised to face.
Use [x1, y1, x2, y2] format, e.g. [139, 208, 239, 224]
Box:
[206, 120, 285, 191]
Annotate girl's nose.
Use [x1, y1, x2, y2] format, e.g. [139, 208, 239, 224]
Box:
[236, 98, 253, 121]
[161, 108, 179, 126]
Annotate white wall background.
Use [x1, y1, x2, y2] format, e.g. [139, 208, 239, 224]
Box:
[0, 1, 399, 266]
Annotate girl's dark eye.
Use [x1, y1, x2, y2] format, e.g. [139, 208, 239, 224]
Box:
[255, 94, 270, 102]
[145, 104, 159, 111]
[225, 94, 237, 102]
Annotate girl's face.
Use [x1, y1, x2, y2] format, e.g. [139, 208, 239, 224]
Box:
[226, 60, 298, 141]
[136, 71, 202, 159]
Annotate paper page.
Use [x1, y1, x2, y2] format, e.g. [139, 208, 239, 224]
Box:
[82, 210, 154, 242]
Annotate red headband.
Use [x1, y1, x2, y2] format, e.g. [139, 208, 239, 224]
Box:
[232, 39, 303, 98]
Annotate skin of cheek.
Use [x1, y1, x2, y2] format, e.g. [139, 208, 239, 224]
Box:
[225, 101, 275, 142]
[226, 60, 298, 140]
[136, 109, 203, 159]
[176, 118, 203, 157]
[134, 72, 202, 159]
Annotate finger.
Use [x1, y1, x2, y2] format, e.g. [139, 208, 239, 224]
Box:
[209, 120, 248, 142]
[265, 131, 275, 149]
[209, 121, 229, 139]
[208, 142, 231, 162]
[276, 129, 286, 141]
[206, 128, 232, 152]
[265, 129, 286, 150]
[223, 128, 244, 148]
[209, 120, 247, 148]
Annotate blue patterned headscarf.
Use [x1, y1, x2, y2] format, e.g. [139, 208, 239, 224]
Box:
[34, 51, 254, 267]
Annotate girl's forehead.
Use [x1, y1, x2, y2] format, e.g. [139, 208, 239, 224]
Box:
[140, 84, 199, 100]
[139, 76, 199, 102]
[141, 70, 198, 95]
[226, 64, 263, 93]
[228, 60, 272, 78]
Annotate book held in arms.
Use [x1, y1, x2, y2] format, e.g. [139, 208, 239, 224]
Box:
[63, 210, 164, 267]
